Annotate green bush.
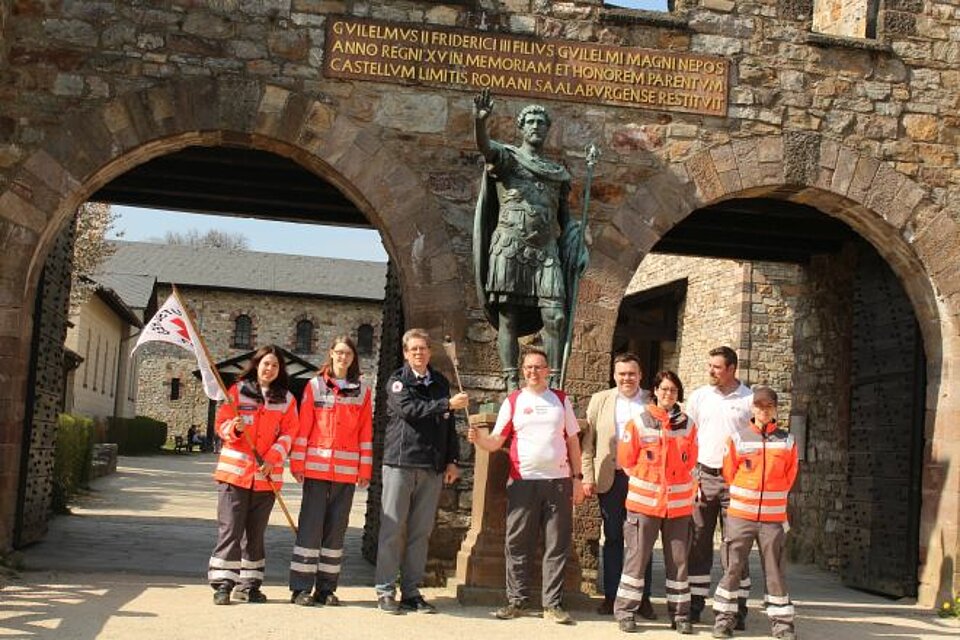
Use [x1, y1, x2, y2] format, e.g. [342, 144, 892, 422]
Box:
[106, 415, 168, 455]
[52, 413, 95, 513]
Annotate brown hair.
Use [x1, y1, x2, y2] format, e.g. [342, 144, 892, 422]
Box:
[709, 346, 738, 369]
[237, 344, 289, 402]
[519, 346, 549, 369]
[613, 352, 642, 370]
[752, 385, 778, 407]
[325, 335, 361, 383]
[652, 370, 685, 403]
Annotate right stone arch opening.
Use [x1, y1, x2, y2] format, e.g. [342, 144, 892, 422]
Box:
[616, 196, 925, 598]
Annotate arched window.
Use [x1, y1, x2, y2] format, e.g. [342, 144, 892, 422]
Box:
[357, 324, 374, 356]
[295, 319, 314, 353]
[233, 314, 252, 349]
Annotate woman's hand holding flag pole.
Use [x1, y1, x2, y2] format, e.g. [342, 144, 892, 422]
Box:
[131, 285, 298, 535]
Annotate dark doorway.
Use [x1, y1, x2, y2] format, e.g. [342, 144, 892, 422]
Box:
[841, 245, 924, 598]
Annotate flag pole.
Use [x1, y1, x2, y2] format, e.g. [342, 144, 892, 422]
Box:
[171, 284, 299, 535]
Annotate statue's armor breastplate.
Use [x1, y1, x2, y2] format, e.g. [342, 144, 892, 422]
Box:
[494, 162, 562, 248]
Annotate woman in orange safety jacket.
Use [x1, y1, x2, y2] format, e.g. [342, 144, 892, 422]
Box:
[287, 335, 373, 607]
[614, 370, 698, 635]
[208, 345, 298, 606]
[712, 386, 798, 640]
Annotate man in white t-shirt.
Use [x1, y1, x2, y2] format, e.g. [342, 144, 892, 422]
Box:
[685, 346, 753, 629]
[469, 347, 585, 625]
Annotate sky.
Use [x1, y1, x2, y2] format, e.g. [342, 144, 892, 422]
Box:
[607, 0, 669, 9]
[108, 0, 668, 260]
[109, 205, 390, 262]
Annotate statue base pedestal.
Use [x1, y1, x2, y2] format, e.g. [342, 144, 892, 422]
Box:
[455, 412, 583, 607]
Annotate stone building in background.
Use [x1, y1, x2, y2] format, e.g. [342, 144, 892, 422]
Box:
[100, 241, 386, 437]
[1, 0, 957, 606]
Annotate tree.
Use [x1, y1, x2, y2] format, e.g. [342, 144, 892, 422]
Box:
[70, 202, 119, 313]
[160, 229, 250, 250]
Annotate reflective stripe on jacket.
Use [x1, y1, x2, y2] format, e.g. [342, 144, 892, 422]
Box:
[289, 369, 373, 483]
[213, 381, 298, 491]
[618, 404, 698, 518]
[722, 419, 798, 522]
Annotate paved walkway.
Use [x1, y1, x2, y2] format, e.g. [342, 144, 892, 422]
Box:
[1, 455, 957, 639]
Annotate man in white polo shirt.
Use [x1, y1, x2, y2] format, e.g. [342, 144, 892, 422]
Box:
[686, 346, 753, 629]
[468, 347, 585, 625]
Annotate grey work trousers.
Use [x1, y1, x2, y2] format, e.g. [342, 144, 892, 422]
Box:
[689, 467, 749, 619]
[614, 512, 691, 623]
[504, 477, 573, 609]
[208, 481, 275, 591]
[289, 478, 356, 594]
[714, 517, 795, 636]
[374, 465, 443, 599]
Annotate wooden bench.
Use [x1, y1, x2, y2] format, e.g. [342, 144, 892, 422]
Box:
[173, 435, 189, 453]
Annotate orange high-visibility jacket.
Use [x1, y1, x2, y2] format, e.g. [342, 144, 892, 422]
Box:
[722, 419, 798, 522]
[214, 381, 298, 491]
[289, 369, 373, 483]
[618, 404, 698, 518]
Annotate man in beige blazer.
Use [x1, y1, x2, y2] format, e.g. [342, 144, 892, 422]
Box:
[582, 353, 655, 618]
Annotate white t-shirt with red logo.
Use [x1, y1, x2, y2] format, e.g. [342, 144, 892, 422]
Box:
[492, 388, 580, 480]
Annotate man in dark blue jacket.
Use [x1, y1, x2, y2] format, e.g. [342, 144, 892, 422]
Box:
[375, 328, 469, 614]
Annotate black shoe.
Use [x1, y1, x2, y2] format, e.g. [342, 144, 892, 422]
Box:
[313, 590, 340, 606]
[378, 595, 402, 615]
[233, 588, 267, 603]
[690, 609, 702, 624]
[400, 595, 437, 614]
[618, 618, 637, 633]
[213, 584, 231, 605]
[637, 595, 656, 620]
[291, 590, 315, 606]
[712, 625, 733, 639]
[596, 598, 614, 615]
[675, 619, 693, 635]
[734, 615, 746, 631]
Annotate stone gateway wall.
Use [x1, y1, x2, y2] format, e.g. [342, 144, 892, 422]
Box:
[1, 0, 958, 604]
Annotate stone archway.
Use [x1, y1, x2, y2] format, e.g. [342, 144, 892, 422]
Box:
[0, 76, 467, 551]
[571, 133, 958, 606]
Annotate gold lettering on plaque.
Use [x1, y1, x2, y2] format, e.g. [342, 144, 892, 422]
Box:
[324, 18, 728, 117]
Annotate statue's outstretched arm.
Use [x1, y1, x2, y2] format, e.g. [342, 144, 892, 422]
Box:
[474, 88, 496, 161]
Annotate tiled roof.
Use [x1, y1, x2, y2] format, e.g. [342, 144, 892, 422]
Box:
[98, 241, 387, 301]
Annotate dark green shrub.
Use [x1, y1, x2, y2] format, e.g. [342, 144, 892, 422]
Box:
[106, 415, 168, 455]
[52, 414, 94, 513]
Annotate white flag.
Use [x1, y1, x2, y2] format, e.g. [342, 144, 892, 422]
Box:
[132, 293, 225, 401]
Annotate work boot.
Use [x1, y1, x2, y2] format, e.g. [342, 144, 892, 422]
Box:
[290, 590, 315, 607]
[233, 587, 266, 603]
[638, 594, 657, 620]
[213, 584, 231, 606]
[314, 590, 340, 606]
[712, 624, 733, 638]
[734, 614, 746, 631]
[400, 595, 437, 614]
[495, 601, 527, 619]
[596, 598, 614, 615]
[543, 605, 573, 625]
[774, 630, 797, 640]
[674, 618, 693, 635]
[378, 595, 402, 614]
[618, 617, 637, 633]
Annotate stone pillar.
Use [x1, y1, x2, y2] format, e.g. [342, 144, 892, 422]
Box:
[456, 413, 584, 607]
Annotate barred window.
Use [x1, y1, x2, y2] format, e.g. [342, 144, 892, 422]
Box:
[233, 315, 252, 349]
[295, 320, 314, 353]
[357, 324, 374, 356]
